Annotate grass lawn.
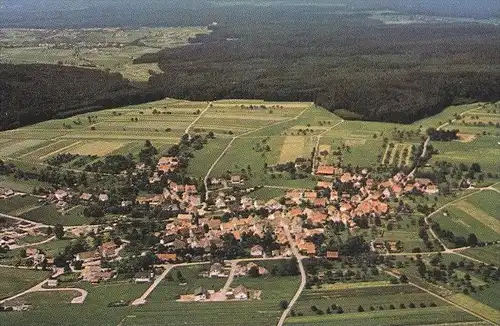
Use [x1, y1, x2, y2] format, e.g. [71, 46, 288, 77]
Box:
[20, 205, 93, 226]
[0, 268, 50, 300]
[248, 187, 286, 201]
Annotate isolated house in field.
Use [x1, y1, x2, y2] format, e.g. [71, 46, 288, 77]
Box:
[209, 263, 225, 278]
[134, 271, 153, 283]
[250, 245, 264, 257]
[54, 189, 68, 201]
[233, 285, 248, 300]
[194, 287, 209, 301]
[46, 278, 58, 287]
[230, 175, 242, 184]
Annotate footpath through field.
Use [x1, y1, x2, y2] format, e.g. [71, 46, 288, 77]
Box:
[203, 106, 310, 200]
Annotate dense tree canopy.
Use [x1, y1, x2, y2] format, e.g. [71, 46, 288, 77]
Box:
[0, 64, 163, 130]
[138, 10, 500, 123]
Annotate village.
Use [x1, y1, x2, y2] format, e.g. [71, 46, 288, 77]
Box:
[0, 151, 442, 293]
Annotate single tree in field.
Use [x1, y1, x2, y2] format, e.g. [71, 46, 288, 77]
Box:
[357, 305, 364, 312]
[467, 233, 478, 247]
[54, 224, 64, 239]
[279, 300, 288, 310]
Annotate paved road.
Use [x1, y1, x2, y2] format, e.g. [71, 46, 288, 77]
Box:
[131, 265, 175, 305]
[222, 260, 237, 293]
[277, 225, 306, 326]
[9, 235, 56, 250]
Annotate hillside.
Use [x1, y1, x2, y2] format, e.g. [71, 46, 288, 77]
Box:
[0, 64, 162, 131]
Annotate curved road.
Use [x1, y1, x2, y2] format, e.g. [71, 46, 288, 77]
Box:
[0, 269, 88, 305]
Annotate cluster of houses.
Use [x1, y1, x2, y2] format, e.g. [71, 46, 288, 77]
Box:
[75, 241, 121, 283]
[142, 168, 441, 261]
[0, 221, 46, 250]
[179, 285, 261, 302]
[0, 187, 15, 199]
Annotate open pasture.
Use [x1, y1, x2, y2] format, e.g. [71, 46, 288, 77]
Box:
[285, 306, 479, 326]
[462, 244, 500, 266]
[0, 268, 50, 300]
[432, 191, 500, 242]
[67, 141, 128, 157]
[429, 136, 500, 172]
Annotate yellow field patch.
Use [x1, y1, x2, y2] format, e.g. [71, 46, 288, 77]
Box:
[447, 293, 500, 322]
[454, 201, 500, 234]
[319, 281, 392, 291]
[457, 133, 477, 143]
[279, 136, 306, 163]
[67, 141, 128, 156]
[344, 138, 367, 146]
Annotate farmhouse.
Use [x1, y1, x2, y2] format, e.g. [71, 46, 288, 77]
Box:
[316, 165, 336, 175]
[233, 285, 249, 300]
[157, 156, 179, 173]
[134, 271, 153, 283]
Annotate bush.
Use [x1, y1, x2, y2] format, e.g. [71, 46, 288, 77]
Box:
[400, 304, 406, 309]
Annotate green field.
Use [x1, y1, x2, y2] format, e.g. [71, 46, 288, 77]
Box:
[462, 244, 500, 266]
[0, 196, 40, 215]
[287, 283, 479, 325]
[432, 191, 500, 243]
[20, 205, 92, 226]
[0, 281, 150, 326]
[0, 268, 50, 300]
[285, 306, 478, 326]
[0, 27, 209, 82]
